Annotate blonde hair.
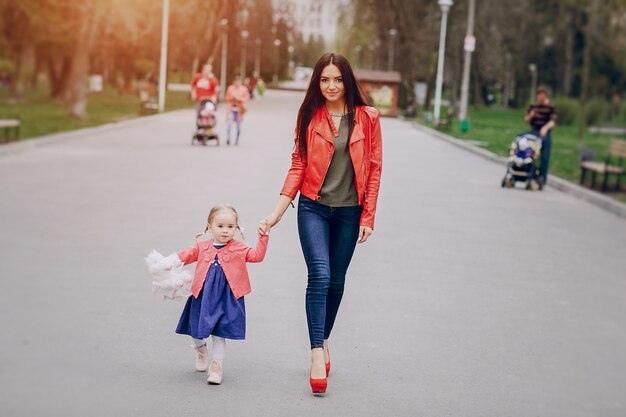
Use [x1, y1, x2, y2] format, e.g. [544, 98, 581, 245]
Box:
[195, 204, 245, 241]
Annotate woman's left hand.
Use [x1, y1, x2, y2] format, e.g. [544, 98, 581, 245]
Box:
[357, 226, 373, 244]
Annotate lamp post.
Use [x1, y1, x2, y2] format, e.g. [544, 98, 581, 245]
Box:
[387, 28, 397, 71]
[239, 7, 249, 79]
[433, 0, 453, 123]
[219, 18, 228, 101]
[157, 0, 170, 112]
[240, 30, 249, 78]
[373, 39, 381, 70]
[273, 38, 281, 84]
[254, 38, 261, 77]
[458, 0, 476, 127]
[528, 63, 538, 103]
[288, 45, 295, 78]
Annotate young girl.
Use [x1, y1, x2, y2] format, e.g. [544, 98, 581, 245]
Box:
[171, 204, 268, 385]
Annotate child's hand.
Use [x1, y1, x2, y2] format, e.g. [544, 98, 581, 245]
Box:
[257, 219, 270, 237]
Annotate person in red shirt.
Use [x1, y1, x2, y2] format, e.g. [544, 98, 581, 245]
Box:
[191, 65, 218, 106]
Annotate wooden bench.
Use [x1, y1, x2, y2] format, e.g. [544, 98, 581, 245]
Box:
[0, 118, 20, 142]
[580, 138, 626, 192]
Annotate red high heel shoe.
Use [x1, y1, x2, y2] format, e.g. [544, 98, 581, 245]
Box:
[309, 377, 327, 394]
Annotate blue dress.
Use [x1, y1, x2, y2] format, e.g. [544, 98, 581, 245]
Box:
[175, 246, 246, 340]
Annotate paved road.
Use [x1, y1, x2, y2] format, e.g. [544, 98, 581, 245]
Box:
[1, 90, 625, 417]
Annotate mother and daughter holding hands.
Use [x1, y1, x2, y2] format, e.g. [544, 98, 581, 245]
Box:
[148, 53, 383, 395]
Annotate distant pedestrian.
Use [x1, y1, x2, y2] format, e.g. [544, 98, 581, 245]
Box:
[152, 204, 269, 385]
[191, 64, 219, 107]
[258, 52, 383, 395]
[255, 77, 266, 98]
[525, 86, 557, 187]
[225, 77, 251, 145]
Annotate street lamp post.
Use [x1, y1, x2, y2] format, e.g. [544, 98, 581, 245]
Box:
[288, 45, 295, 78]
[240, 30, 249, 78]
[254, 38, 261, 77]
[373, 39, 381, 70]
[239, 7, 249, 79]
[528, 63, 538, 103]
[433, 0, 453, 123]
[219, 18, 228, 101]
[458, 0, 476, 126]
[157, 0, 170, 112]
[387, 29, 398, 71]
[273, 38, 281, 84]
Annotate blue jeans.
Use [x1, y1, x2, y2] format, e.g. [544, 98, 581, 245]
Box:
[227, 109, 241, 143]
[297, 195, 362, 349]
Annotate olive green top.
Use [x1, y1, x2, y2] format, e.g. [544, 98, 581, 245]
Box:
[318, 116, 359, 207]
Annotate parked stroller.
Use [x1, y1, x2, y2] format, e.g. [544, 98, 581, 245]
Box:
[501, 132, 543, 190]
[191, 99, 219, 146]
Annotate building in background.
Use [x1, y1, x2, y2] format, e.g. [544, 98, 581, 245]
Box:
[272, 0, 348, 44]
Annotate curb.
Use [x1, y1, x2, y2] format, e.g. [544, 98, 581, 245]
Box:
[412, 122, 626, 220]
[0, 108, 190, 158]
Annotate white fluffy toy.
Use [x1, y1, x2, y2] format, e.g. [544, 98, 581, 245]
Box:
[144, 250, 192, 300]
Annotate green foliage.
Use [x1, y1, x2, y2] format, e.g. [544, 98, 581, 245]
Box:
[585, 99, 610, 126]
[0, 59, 16, 75]
[133, 59, 156, 77]
[552, 97, 578, 125]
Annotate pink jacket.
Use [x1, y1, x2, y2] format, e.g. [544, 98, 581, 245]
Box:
[225, 84, 250, 121]
[176, 235, 269, 299]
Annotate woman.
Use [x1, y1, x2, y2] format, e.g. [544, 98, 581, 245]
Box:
[258, 53, 382, 394]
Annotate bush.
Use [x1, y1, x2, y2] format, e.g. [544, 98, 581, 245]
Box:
[0, 58, 16, 75]
[553, 97, 578, 125]
[585, 99, 610, 126]
[133, 59, 156, 77]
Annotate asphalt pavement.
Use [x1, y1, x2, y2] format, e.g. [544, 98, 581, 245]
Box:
[1, 90, 625, 417]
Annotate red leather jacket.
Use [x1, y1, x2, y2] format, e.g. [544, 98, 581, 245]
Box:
[280, 105, 383, 229]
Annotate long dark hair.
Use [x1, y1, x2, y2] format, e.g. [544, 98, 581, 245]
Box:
[296, 53, 368, 156]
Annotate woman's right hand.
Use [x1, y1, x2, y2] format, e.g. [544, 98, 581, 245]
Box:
[258, 213, 281, 236]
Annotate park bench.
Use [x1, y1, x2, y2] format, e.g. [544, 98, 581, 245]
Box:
[139, 91, 158, 116]
[0, 117, 20, 142]
[579, 138, 626, 192]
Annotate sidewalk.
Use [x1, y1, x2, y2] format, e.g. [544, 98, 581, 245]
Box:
[413, 122, 626, 220]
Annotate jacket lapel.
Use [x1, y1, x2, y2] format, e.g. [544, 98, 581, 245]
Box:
[349, 120, 365, 144]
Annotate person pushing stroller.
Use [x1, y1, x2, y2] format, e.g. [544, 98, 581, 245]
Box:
[524, 86, 557, 188]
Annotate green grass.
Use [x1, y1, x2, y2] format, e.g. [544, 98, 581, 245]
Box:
[427, 106, 626, 201]
[0, 84, 193, 141]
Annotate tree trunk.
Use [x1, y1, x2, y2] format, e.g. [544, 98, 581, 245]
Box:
[49, 56, 72, 100]
[65, 39, 90, 118]
[11, 49, 23, 97]
[65, 0, 100, 118]
[577, 29, 591, 149]
[563, 9, 575, 97]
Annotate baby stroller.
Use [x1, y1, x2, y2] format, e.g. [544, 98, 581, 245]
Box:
[501, 132, 543, 190]
[192, 99, 219, 146]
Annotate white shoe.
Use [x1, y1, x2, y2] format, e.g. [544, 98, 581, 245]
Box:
[207, 360, 223, 385]
[194, 344, 208, 372]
